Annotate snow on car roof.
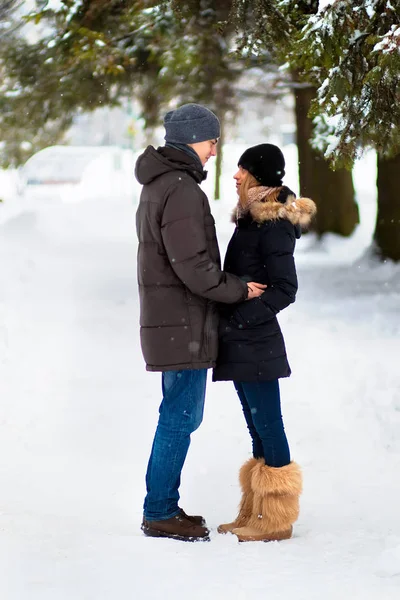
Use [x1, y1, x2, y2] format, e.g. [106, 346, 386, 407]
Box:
[21, 145, 121, 184]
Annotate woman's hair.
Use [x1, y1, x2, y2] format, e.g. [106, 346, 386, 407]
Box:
[239, 170, 260, 207]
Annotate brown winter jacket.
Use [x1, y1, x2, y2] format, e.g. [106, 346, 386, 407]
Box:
[135, 145, 248, 371]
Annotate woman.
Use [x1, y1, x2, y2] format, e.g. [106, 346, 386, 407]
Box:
[213, 144, 316, 542]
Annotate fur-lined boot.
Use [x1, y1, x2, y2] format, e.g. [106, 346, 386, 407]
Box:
[232, 460, 302, 542]
[217, 457, 259, 534]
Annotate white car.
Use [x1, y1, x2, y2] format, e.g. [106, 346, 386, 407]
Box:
[19, 145, 142, 204]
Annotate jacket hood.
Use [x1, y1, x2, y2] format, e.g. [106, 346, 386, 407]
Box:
[233, 186, 316, 233]
[250, 194, 317, 229]
[135, 145, 206, 185]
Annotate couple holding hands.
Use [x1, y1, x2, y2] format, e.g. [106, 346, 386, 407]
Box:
[135, 103, 316, 543]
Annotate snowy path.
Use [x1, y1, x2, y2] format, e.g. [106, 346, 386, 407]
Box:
[1, 197, 400, 600]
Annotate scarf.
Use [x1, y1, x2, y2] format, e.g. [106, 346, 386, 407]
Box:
[235, 186, 283, 220]
[165, 142, 203, 170]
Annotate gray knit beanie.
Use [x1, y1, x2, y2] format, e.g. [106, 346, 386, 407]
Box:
[164, 103, 220, 144]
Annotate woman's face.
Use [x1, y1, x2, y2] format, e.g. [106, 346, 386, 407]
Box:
[233, 166, 248, 195]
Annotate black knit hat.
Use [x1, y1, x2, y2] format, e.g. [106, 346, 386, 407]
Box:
[238, 143, 285, 187]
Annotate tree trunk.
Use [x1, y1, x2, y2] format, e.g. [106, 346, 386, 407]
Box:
[294, 85, 318, 201]
[374, 152, 400, 261]
[294, 85, 359, 236]
[214, 119, 224, 200]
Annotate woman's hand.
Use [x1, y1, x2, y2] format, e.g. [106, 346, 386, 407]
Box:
[246, 282, 267, 299]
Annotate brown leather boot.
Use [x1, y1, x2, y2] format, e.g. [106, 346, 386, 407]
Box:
[178, 508, 206, 526]
[141, 513, 210, 542]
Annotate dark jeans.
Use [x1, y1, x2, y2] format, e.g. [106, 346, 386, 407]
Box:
[234, 380, 290, 468]
[143, 369, 207, 521]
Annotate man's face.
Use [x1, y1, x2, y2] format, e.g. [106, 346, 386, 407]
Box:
[188, 139, 218, 166]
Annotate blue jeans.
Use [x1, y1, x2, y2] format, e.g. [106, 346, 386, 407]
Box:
[143, 369, 207, 521]
[234, 380, 290, 468]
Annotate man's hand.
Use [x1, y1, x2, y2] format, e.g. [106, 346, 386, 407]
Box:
[246, 282, 267, 299]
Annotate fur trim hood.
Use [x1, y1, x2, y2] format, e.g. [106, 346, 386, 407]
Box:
[232, 186, 317, 229]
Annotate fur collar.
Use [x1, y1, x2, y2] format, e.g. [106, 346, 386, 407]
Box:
[232, 188, 316, 228]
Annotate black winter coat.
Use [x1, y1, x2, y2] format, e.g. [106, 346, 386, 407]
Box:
[213, 189, 316, 382]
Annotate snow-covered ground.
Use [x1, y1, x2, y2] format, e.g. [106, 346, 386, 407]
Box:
[1, 148, 400, 599]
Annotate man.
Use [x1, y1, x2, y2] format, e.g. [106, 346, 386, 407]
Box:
[135, 103, 265, 542]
